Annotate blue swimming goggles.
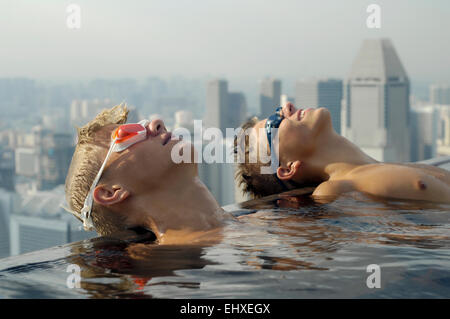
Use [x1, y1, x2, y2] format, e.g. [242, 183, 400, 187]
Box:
[265, 106, 284, 154]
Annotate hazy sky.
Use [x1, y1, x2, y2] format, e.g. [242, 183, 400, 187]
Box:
[1, 0, 449, 83]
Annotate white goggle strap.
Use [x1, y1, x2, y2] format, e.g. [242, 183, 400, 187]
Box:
[80, 137, 118, 231]
[79, 119, 149, 231]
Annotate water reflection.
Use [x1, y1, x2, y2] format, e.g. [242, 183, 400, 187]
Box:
[65, 232, 219, 298]
[1, 189, 449, 298]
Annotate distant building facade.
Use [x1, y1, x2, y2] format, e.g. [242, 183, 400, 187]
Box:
[342, 38, 411, 162]
[14, 126, 74, 190]
[430, 84, 450, 105]
[204, 79, 229, 132]
[0, 190, 15, 258]
[437, 104, 450, 156]
[228, 92, 247, 129]
[10, 215, 94, 256]
[295, 79, 343, 134]
[8, 185, 95, 256]
[260, 78, 281, 119]
[204, 79, 247, 133]
[197, 138, 236, 206]
[0, 147, 15, 192]
[70, 98, 114, 127]
[410, 105, 439, 161]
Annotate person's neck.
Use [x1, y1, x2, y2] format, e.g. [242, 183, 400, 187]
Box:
[131, 174, 226, 241]
[305, 129, 379, 182]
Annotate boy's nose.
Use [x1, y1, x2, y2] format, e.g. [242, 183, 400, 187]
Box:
[281, 102, 296, 117]
[148, 119, 166, 137]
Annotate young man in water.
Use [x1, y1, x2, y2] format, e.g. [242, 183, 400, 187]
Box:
[65, 105, 229, 243]
[235, 103, 450, 204]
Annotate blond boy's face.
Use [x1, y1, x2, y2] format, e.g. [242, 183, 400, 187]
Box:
[94, 121, 195, 195]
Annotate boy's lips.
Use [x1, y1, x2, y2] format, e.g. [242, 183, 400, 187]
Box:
[297, 108, 312, 121]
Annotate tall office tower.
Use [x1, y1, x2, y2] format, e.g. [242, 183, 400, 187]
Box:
[204, 79, 229, 133]
[295, 79, 343, 134]
[437, 105, 450, 156]
[228, 92, 247, 128]
[430, 84, 450, 105]
[260, 78, 282, 118]
[410, 105, 438, 161]
[197, 137, 236, 206]
[0, 147, 15, 191]
[0, 190, 15, 258]
[342, 38, 411, 162]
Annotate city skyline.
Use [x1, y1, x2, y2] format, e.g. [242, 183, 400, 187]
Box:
[1, 1, 450, 84]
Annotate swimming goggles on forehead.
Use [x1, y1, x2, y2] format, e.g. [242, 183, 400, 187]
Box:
[80, 119, 150, 231]
[265, 106, 284, 151]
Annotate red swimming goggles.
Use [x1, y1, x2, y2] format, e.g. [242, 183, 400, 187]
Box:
[80, 119, 150, 231]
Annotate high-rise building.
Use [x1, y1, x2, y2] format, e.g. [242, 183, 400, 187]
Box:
[437, 105, 450, 156]
[342, 38, 410, 162]
[204, 79, 229, 132]
[228, 92, 247, 129]
[430, 84, 450, 105]
[260, 78, 281, 118]
[0, 190, 15, 258]
[204, 79, 247, 132]
[197, 137, 236, 206]
[410, 105, 439, 161]
[0, 147, 15, 192]
[296, 79, 343, 134]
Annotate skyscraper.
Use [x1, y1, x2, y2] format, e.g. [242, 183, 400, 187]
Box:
[410, 105, 438, 161]
[342, 38, 410, 162]
[204, 79, 247, 132]
[204, 79, 229, 132]
[0, 147, 15, 192]
[296, 79, 343, 134]
[228, 92, 247, 129]
[430, 84, 450, 105]
[260, 78, 281, 118]
[437, 105, 450, 156]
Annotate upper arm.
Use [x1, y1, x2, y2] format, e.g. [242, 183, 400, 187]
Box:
[312, 180, 355, 198]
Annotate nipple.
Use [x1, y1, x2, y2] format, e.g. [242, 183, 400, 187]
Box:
[417, 180, 427, 190]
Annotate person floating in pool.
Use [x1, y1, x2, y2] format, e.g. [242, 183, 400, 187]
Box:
[234, 102, 450, 204]
[65, 104, 231, 243]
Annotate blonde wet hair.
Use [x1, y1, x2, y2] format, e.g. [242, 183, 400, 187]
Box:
[64, 104, 129, 235]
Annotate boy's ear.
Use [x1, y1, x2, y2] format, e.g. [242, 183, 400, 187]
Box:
[276, 160, 301, 181]
[93, 184, 130, 206]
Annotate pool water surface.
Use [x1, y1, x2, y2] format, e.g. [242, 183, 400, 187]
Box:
[0, 188, 449, 298]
